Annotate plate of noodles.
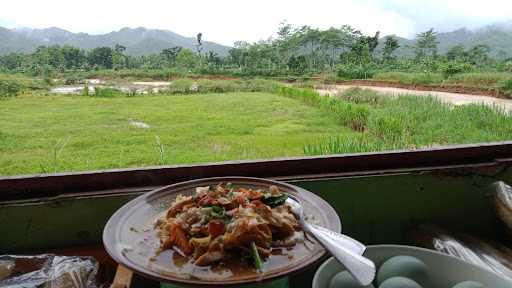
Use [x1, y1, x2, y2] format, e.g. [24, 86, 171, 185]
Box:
[103, 177, 341, 286]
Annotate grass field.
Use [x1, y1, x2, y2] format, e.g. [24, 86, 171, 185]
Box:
[0, 92, 349, 176]
[2, 82, 512, 176]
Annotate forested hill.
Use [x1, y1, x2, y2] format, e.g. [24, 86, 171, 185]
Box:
[386, 22, 512, 58]
[0, 27, 231, 56]
[1, 22, 512, 58]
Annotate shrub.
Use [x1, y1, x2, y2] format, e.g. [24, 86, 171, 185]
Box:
[0, 80, 22, 98]
[82, 82, 89, 96]
[445, 72, 511, 87]
[64, 76, 82, 85]
[293, 80, 316, 89]
[168, 79, 195, 94]
[373, 72, 444, 86]
[93, 87, 123, 97]
[504, 61, 512, 73]
[500, 79, 512, 98]
[242, 79, 279, 92]
[197, 79, 236, 93]
[440, 62, 473, 78]
[337, 87, 387, 106]
[167, 78, 280, 95]
[337, 64, 377, 80]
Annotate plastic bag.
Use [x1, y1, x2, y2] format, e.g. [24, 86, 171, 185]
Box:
[409, 224, 512, 281]
[0, 254, 98, 288]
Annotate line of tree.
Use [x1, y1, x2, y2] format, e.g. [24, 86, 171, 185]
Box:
[1, 23, 511, 77]
[0, 44, 211, 74]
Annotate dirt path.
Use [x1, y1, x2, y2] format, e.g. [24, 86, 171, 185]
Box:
[317, 85, 512, 112]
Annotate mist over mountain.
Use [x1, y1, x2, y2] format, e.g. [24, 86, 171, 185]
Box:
[0, 26, 231, 56]
[383, 20, 512, 58]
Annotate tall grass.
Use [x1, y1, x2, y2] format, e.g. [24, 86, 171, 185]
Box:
[277, 86, 512, 156]
[373, 72, 444, 86]
[39, 137, 70, 173]
[364, 94, 512, 148]
[336, 87, 389, 106]
[155, 136, 166, 165]
[277, 86, 369, 131]
[304, 134, 386, 155]
[445, 72, 512, 87]
[167, 79, 280, 94]
[374, 71, 512, 90]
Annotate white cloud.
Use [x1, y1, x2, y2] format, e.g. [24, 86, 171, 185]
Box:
[375, 0, 512, 33]
[0, 0, 511, 45]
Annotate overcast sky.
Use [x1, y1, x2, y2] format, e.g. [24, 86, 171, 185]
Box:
[1, 0, 511, 45]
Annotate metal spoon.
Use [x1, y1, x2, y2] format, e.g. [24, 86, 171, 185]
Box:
[286, 195, 376, 286]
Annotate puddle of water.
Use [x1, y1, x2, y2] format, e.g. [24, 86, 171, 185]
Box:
[87, 79, 104, 84]
[50, 81, 171, 95]
[50, 86, 94, 94]
[132, 81, 170, 86]
[129, 120, 151, 129]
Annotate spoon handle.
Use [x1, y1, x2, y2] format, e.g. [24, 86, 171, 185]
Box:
[307, 223, 366, 255]
[303, 222, 376, 286]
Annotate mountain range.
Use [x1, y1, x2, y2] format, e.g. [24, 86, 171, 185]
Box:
[1, 21, 512, 58]
[382, 21, 512, 58]
[0, 26, 231, 56]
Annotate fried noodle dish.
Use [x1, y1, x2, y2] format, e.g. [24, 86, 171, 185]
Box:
[155, 183, 301, 270]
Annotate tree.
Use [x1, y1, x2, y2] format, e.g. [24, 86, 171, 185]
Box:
[277, 21, 293, 40]
[61, 46, 86, 69]
[88, 47, 113, 69]
[196, 33, 204, 67]
[348, 40, 372, 65]
[467, 44, 490, 66]
[175, 48, 199, 69]
[335, 25, 365, 65]
[196, 33, 203, 55]
[228, 41, 250, 68]
[112, 44, 128, 70]
[114, 44, 126, 54]
[415, 28, 439, 60]
[161, 46, 182, 66]
[497, 49, 508, 61]
[382, 36, 400, 62]
[206, 51, 222, 66]
[34, 45, 66, 71]
[287, 55, 307, 74]
[366, 31, 380, 54]
[0, 53, 24, 71]
[276, 21, 296, 69]
[319, 27, 343, 69]
[228, 48, 243, 68]
[298, 26, 322, 70]
[446, 45, 467, 61]
[339, 30, 377, 66]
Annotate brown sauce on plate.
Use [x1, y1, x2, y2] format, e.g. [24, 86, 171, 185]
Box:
[146, 231, 315, 281]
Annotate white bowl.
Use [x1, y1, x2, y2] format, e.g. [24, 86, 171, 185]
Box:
[313, 245, 512, 288]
